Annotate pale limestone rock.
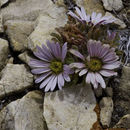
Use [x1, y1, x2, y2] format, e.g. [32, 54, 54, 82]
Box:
[5, 20, 34, 51]
[100, 97, 113, 128]
[0, 14, 4, 33]
[0, 38, 9, 71]
[0, 0, 53, 22]
[105, 12, 126, 28]
[55, 0, 65, 7]
[7, 57, 14, 64]
[0, 91, 47, 130]
[0, 85, 5, 98]
[0, 0, 65, 22]
[119, 66, 130, 98]
[44, 84, 97, 130]
[76, 0, 105, 14]
[0, 0, 8, 7]
[18, 51, 31, 65]
[0, 64, 33, 99]
[102, 0, 123, 11]
[28, 5, 67, 51]
[114, 114, 130, 129]
[0, 0, 67, 51]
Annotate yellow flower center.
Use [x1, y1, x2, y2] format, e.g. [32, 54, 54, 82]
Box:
[86, 58, 102, 72]
[50, 60, 63, 74]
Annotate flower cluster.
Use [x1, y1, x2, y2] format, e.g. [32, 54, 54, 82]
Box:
[30, 41, 73, 92]
[30, 7, 120, 92]
[70, 40, 119, 88]
[68, 7, 114, 25]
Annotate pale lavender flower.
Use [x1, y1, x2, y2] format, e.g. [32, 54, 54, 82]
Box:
[70, 40, 120, 88]
[68, 7, 115, 25]
[68, 7, 90, 23]
[29, 41, 72, 92]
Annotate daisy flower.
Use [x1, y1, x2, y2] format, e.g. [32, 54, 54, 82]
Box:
[70, 40, 120, 88]
[68, 7, 115, 26]
[68, 6, 90, 23]
[29, 41, 72, 92]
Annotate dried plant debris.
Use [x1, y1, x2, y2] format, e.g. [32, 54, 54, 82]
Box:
[118, 29, 130, 65]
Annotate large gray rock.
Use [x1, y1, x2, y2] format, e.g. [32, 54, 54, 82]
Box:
[28, 4, 67, 51]
[0, 0, 65, 22]
[100, 97, 113, 128]
[1, 0, 67, 51]
[44, 84, 97, 130]
[102, 0, 123, 11]
[0, 14, 4, 33]
[0, 91, 47, 130]
[113, 66, 130, 115]
[105, 12, 126, 29]
[0, 64, 33, 99]
[0, 38, 9, 71]
[18, 51, 31, 65]
[0, 0, 53, 22]
[114, 114, 130, 129]
[119, 66, 130, 99]
[5, 20, 34, 52]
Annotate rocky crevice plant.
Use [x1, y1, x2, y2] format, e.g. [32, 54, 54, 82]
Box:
[29, 7, 121, 92]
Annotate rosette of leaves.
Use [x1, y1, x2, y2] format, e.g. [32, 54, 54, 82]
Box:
[51, 23, 87, 48]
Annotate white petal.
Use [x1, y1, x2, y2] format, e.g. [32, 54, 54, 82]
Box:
[86, 72, 91, 83]
[75, 7, 84, 20]
[70, 49, 85, 60]
[70, 63, 85, 69]
[95, 73, 106, 88]
[44, 75, 56, 92]
[63, 73, 71, 82]
[50, 76, 58, 91]
[99, 70, 117, 77]
[75, 69, 81, 73]
[102, 62, 120, 69]
[58, 73, 64, 89]
[79, 69, 88, 76]
[68, 11, 81, 21]
[35, 72, 52, 83]
[39, 75, 53, 89]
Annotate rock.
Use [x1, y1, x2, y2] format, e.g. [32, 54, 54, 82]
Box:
[0, 38, 9, 71]
[102, 0, 123, 11]
[0, 91, 47, 130]
[100, 97, 113, 128]
[0, 0, 50, 22]
[0, 0, 65, 22]
[0, 14, 4, 33]
[28, 5, 67, 50]
[44, 84, 97, 130]
[105, 12, 126, 28]
[54, 0, 65, 7]
[114, 114, 130, 129]
[7, 57, 14, 64]
[0, 64, 33, 99]
[105, 87, 113, 97]
[76, 0, 105, 14]
[111, 66, 130, 120]
[119, 66, 130, 98]
[4, 20, 34, 52]
[18, 51, 31, 65]
[0, 0, 8, 7]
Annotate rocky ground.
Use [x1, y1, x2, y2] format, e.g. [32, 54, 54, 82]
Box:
[0, 0, 130, 130]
